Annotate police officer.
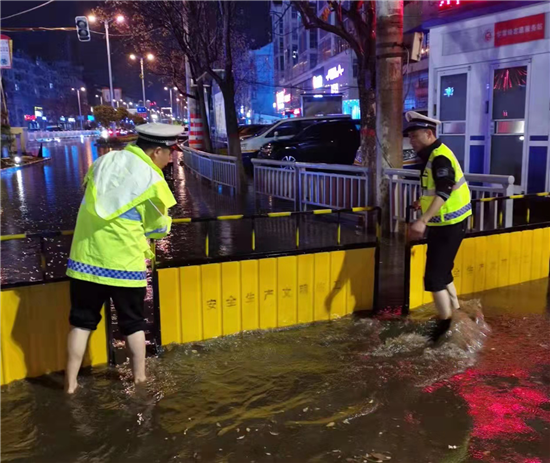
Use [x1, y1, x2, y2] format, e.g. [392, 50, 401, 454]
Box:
[404, 111, 472, 343]
[65, 123, 181, 393]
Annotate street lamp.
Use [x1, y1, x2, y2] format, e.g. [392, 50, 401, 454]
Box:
[88, 13, 125, 107]
[71, 87, 86, 129]
[164, 86, 177, 119]
[130, 52, 154, 106]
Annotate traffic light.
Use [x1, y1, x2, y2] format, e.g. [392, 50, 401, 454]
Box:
[75, 16, 91, 42]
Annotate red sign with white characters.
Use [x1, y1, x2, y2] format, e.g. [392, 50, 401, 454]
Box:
[495, 13, 545, 47]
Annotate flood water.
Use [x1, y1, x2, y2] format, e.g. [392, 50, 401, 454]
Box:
[2, 280, 549, 463]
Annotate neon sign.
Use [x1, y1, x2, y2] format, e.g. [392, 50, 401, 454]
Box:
[312, 75, 323, 89]
[276, 90, 291, 110]
[444, 87, 454, 97]
[326, 65, 344, 81]
[439, 0, 461, 9]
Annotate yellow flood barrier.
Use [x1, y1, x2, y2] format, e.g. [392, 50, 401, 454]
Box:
[157, 247, 377, 345]
[1, 281, 108, 386]
[407, 225, 550, 310]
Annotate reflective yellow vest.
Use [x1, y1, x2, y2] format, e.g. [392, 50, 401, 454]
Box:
[420, 143, 472, 226]
[66, 144, 176, 287]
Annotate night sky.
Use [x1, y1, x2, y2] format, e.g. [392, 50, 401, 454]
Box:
[1, 1, 272, 105]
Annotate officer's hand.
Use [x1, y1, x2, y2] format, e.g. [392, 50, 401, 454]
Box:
[412, 200, 421, 211]
[409, 219, 427, 240]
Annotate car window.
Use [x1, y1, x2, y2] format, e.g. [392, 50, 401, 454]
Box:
[298, 123, 325, 140]
[255, 124, 273, 137]
[265, 121, 301, 138]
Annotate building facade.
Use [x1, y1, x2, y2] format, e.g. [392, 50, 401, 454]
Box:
[271, 1, 360, 118]
[2, 50, 88, 129]
[421, 0, 549, 193]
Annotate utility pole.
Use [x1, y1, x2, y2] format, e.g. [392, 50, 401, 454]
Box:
[104, 21, 115, 108]
[88, 14, 124, 107]
[376, 0, 404, 172]
[375, 0, 404, 227]
[72, 87, 86, 129]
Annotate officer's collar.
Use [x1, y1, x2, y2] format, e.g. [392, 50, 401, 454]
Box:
[418, 139, 442, 162]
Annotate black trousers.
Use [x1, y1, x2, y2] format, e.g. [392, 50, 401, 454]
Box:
[424, 220, 467, 292]
[69, 278, 147, 336]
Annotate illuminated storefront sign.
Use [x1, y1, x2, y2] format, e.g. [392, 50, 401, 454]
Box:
[24, 115, 36, 121]
[34, 106, 43, 118]
[331, 83, 339, 94]
[276, 90, 285, 110]
[276, 90, 291, 110]
[326, 64, 344, 81]
[495, 13, 545, 47]
[312, 74, 323, 89]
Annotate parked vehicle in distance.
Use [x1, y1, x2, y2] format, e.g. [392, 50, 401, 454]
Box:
[240, 115, 351, 156]
[258, 119, 360, 165]
[239, 124, 271, 141]
[353, 137, 422, 169]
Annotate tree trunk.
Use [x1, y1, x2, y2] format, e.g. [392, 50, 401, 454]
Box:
[196, 81, 213, 153]
[376, 0, 404, 232]
[220, 76, 246, 193]
[357, 59, 377, 208]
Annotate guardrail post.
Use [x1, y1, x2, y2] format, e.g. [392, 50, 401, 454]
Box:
[504, 176, 514, 228]
[294, 164, 302, 211]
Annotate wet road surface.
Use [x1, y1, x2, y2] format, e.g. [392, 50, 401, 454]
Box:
[1, 279, 549, 463]
[1, 139, 373, 286]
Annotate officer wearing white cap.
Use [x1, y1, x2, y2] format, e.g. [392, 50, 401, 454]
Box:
[64, 123, 180, 393]
[404, 111, 472, 344]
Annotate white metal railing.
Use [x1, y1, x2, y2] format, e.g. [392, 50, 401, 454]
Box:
[181, 146, 238, 190]
[252, 159, 370, 211]
[27, 130, 100, 142]
[385, 168, 515, 232]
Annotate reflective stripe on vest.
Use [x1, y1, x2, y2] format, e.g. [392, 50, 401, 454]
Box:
[428, 203, 472, 223]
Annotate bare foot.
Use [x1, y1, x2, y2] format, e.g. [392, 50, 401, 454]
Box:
[65, 382, 79, 394]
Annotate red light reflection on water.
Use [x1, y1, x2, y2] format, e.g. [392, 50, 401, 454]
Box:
[424, 315, 550, 461]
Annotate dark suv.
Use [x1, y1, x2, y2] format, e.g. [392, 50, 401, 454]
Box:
[258, 120, 360, 165]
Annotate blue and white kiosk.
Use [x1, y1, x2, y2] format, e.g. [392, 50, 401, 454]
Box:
[426, 1, 549, 193]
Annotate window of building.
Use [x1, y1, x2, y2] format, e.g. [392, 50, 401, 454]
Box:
[279, 38, 284, 50]
[279, 21, 283, 34]
[49, 83, 53, 89]
[353, 59, 358, 78]
[309, 53, 318, 70]
[291, 6, 297, 19]
[320, 38, 332, 62]
[292, 27, 298, 41]
[280, 55, 285, 72]
[15, 83, 19, 91]
[335, 37, 349, 54]
[299, 30, 306, 55]
[309, 29, 318, 49]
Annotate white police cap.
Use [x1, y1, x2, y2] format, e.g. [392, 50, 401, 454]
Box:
[403, 111, 441, 135]
[136, 123, 184, 146]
